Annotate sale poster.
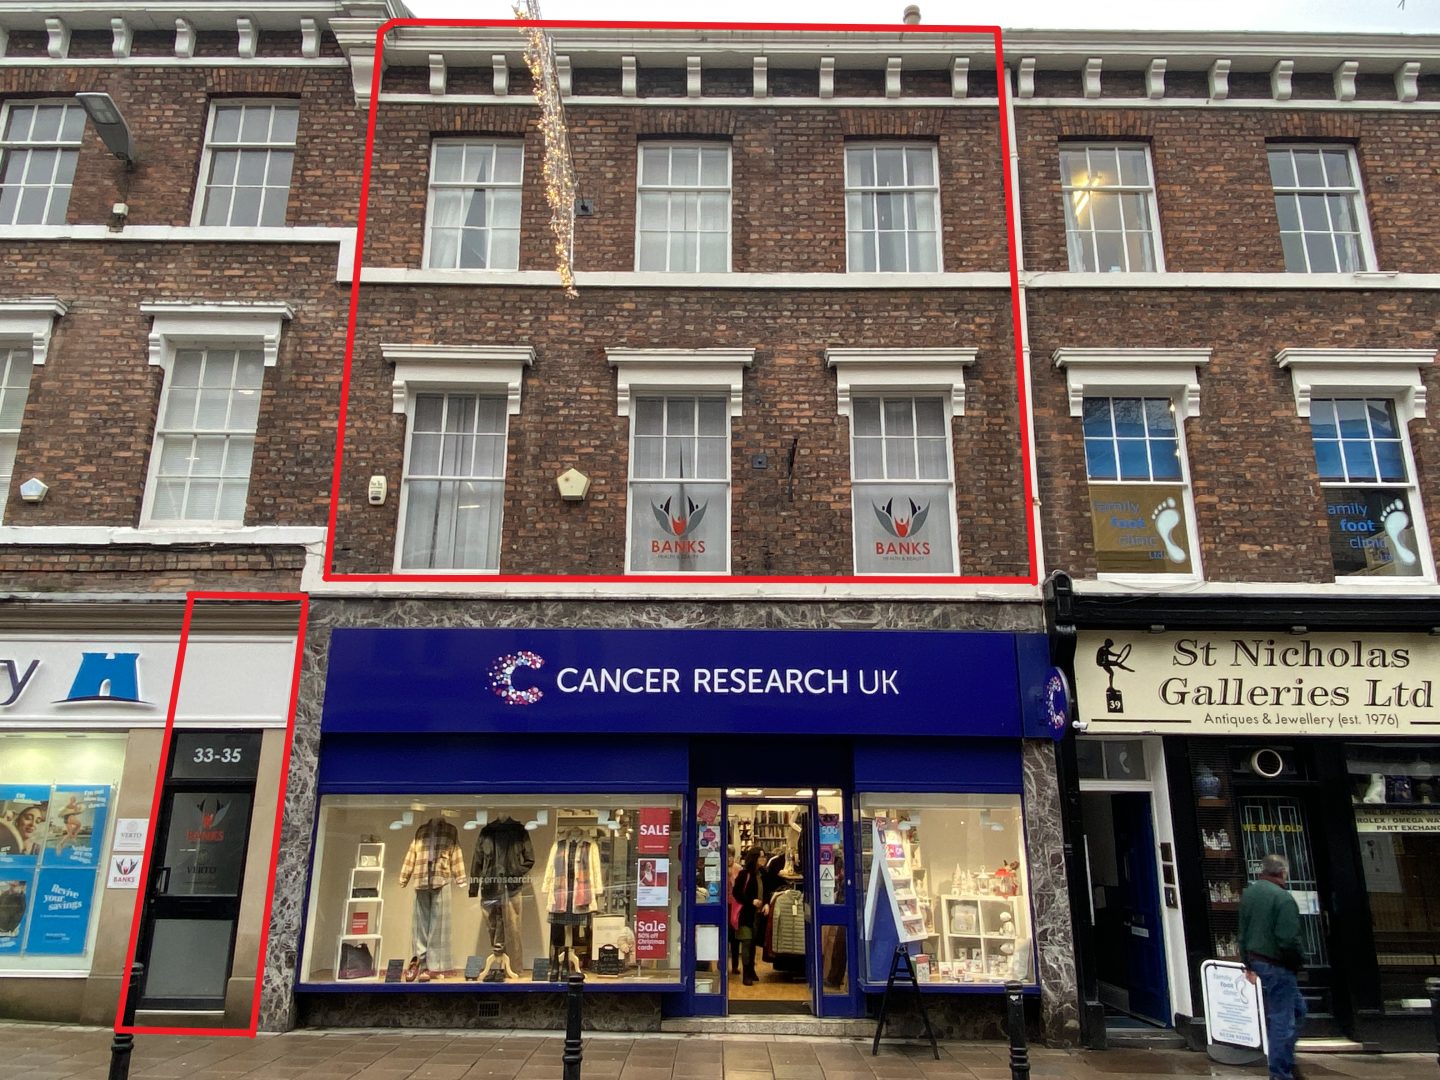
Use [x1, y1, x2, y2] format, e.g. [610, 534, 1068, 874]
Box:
[0, 786, 51, 869]
[635, 909, 669, 959]
[0, 875, 33, 953]
[637, 807, 671, 854]
[637, 857, 669, 906]
[25, 867, 96, 956]
[45, 785, 111, 869]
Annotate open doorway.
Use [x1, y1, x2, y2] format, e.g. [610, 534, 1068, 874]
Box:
[725, 790, 814, 1015]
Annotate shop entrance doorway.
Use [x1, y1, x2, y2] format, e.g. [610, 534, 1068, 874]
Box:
[710, 787, 852, 1017]
[136, 731, 260, 1015]
[1080, 791, 1170, 1026]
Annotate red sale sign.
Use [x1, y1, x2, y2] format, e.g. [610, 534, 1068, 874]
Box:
[635, 909, 669, 959]
[637, 807, 671, 854]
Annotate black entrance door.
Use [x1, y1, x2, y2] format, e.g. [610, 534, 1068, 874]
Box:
[137, 731, 260, 1012]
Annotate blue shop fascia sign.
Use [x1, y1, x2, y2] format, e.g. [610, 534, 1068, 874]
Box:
[321, 628, 1057, 739]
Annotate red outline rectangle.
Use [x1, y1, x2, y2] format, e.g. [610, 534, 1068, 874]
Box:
[324, 18, 1036, 587]
[113, 591, 309, 1038]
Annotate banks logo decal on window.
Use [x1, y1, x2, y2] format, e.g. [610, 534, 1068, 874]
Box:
[651, 494, 706, 538]
[489, 651, 545, 706]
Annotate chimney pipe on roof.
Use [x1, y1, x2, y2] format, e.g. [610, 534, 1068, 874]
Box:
[903, 5, 921, 23]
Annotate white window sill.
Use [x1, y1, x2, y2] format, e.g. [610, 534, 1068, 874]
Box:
[1075, 577, 1440, 596]
[0, 525, 326, 546]
[0, 224, 352, 244]
[358, 268, 1013, 289]
[1025, 270, 1440, 289]
[1096, 573, 1205, 589]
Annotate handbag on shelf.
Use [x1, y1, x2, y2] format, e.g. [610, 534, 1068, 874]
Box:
[351, 886, 379, 898]
[338, 941, 375, 980]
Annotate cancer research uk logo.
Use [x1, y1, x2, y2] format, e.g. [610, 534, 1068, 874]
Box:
[490, 651, 546, 706]
[873, 497, 932, 557]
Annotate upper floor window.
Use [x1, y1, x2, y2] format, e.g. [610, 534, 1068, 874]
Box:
[1081, 395, 1195, 575]
[147, 347, 265, 524]
[0, 346, 34, 516]
[628, 395, 730, 573]
[849, 395, 957, 573]
[197, 102, 299, 228]
[1309, 398, 1425, 578]
[398, 392, 509, 571]
[1268, 145, 1372, 273]
[1060, 144, 1162, 273]
[0, 101, 84, 227]
[845, 144, 941, 273]
[636, 143, 730, 273]
[425, 140, 523, 270]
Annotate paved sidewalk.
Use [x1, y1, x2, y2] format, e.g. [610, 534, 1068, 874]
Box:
[0, 1024, 1435, 1080]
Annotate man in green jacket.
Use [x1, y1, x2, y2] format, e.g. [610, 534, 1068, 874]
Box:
[1240, 853, 1307, 1080]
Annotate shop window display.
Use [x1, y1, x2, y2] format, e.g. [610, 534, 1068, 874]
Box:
[301, 795, 683, 986]
[856, 794, 1033, 986]
[0, 733, 124, 972]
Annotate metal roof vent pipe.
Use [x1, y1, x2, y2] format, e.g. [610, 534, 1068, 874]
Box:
[903, 5, 921, 23]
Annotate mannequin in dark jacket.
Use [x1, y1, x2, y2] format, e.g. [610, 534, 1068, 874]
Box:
[731, 847, 768, 985]
[470, 815, 535, 974]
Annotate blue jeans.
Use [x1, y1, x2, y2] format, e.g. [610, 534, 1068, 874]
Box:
[1252, 958, 1307, 1080]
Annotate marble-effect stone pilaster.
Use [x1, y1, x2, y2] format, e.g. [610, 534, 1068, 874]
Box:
[258, 598, 1047, 1031]
[1022, 739, 1080, 1046]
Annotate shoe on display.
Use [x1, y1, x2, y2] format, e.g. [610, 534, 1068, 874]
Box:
[405, 957, 419, 982]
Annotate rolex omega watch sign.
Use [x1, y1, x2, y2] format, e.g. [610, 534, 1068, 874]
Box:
[1077, 631, 1440, 735]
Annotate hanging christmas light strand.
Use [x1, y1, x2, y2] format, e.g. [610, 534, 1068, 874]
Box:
[515, 1, 578, 298]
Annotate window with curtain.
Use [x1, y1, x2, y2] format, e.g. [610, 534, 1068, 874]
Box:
[627, 395, 730, 573]
[399, 392, 509, 571]
[1059, 144, 1162, 273]
[425, 140, 523, 270]
[0, 346, 33, 518]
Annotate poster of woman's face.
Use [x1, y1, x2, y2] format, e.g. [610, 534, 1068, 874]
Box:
[0, 793, 50, 859]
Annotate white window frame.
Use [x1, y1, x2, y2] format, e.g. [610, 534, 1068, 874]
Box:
[607, 349, 753, 576]
[384, 344, 533, 574]
[423, 138, 524, 272]
[634, 141, 732, 273]
[1055, 348, 1209, 583]
[1059, 142, 1166, 273]
[827, 349, 974, 576]
[0, 299, 65, 523]
[0, 99, 84, 229]
[190, 100, 300, 229]
[139, 303, 291, 529]
[1277, 348, 1436, 583]
[1267, 144, 1376, 274]
[843, 142, 944, 274]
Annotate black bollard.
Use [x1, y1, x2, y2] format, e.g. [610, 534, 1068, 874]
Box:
[108, 961, 144, 1080]
[562, 971, 585, 1080]
[1004, 980, 1030, 1080]
[1426, 976, 1440, 1068]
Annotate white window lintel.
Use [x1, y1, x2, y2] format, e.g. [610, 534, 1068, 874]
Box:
[826, 347, 977, 417]
[1277, 347, 1434, 422]
[1054, 347, 1211, 419]
[607, 348, 754, 417]
[0, 298, 68, 364]
[142, 302, 293, 368]
[383, 343, 535, 415]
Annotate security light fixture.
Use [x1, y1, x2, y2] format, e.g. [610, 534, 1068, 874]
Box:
[76, 92, 136, 164]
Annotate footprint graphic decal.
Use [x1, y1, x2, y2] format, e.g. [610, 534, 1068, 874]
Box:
[1151, 497, 1187, 564]
[1381, 498, 1419, 566]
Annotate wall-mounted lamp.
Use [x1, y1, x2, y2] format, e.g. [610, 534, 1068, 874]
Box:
[19, 478, 47, 503]
[76, 92, 136, 164]
[556, 467, 590, 501]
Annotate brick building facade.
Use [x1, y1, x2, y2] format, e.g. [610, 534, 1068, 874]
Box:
[0, 0, 1436, 1053]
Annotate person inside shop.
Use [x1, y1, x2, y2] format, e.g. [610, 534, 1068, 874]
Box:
[0, 803, 45, 856]
[1240, 853, 1307, 1080]
[727, 850, 743, 975]
[731, 847, 768, 986]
